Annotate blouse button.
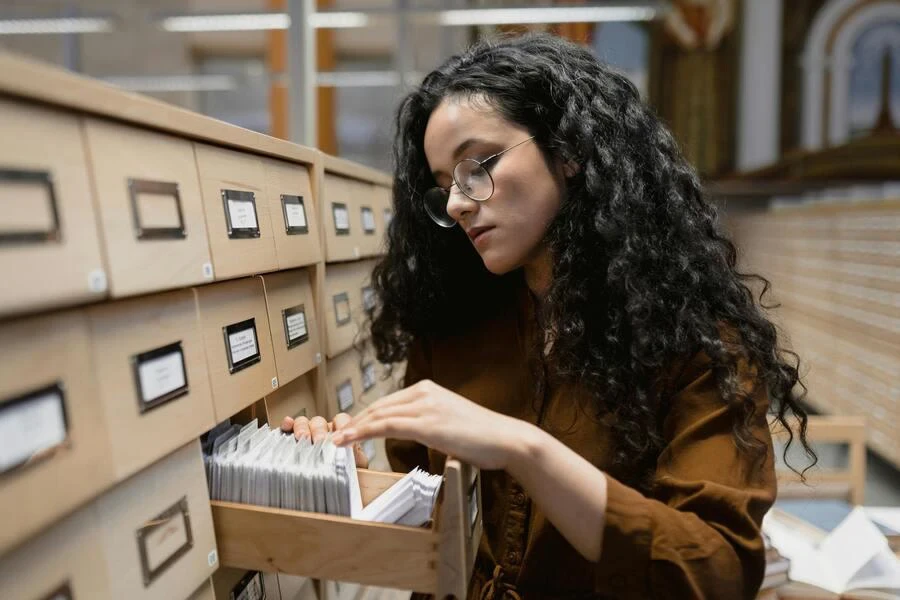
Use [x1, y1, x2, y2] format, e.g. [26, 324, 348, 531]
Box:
[505, 550, 521, 565]
[512, 492, 526, 506]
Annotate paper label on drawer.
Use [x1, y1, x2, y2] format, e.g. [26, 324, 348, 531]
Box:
[136, 346, 187, 407]
[333, 293, 351, 326]
[0, 384, 67, 474]
[228, 197, 258, 230]
[361, 286, 376, 312]
[333, 203, 350, 232]
[286, 310, 308, 341]
[361, 362, 376, 392]
[229, 327, 258, 364]
[285, 200, 307, 229]
[361, 207, 376, 233]
[337, 380, 354, 412]
[233, 571, 265, 600]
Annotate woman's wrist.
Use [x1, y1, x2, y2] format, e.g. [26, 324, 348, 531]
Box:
[503, 418, 546, 476]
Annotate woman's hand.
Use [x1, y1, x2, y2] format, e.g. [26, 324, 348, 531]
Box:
[280, 412, 369, 468]
[331, 380, 531, 471]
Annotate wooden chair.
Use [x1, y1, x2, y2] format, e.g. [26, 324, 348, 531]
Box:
[771, 415, 867, 506]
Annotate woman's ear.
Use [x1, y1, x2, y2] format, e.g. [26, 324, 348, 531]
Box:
[563, 160, 581, 178]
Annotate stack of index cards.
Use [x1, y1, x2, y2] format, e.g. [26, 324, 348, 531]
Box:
[203, 419, 441, 526]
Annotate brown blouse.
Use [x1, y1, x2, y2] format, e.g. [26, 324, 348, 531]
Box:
[386, 286, 776, 600]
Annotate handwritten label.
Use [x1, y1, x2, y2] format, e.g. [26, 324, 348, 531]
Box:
[229, 327, 258, 364]
[361, 362, 376, 392]
[337, 380, 354, 412]
[137, 347, 186, 406]
[362, 286, 376, 311]
[0, 384, 67, 474]
[143, 511, 189, 574]
[228, 197, 258, 230]
[333, 203, 350, 232]
[285, 200, 307, 229]
[286, 310, 307, 342]
[361, 207, 376, 233]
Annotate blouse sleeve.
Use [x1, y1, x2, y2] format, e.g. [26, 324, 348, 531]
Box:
[384, 337, 432, 473]
[594, 354, 777, 599]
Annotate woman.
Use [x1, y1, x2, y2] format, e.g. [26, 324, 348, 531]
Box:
[285, 34, 813, 599]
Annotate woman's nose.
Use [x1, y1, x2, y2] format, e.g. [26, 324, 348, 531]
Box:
[445, 187, 479, 224]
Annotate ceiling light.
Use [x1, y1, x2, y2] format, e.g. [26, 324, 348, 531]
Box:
[438, 6, 661, 26]
[159, 12, 369, 32]
[317, 71, 422, 87]
[102, 75, 237, 93]
[0, 17, 113, 35]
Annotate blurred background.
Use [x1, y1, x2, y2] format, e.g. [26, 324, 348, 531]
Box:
[1, 0, 898, 538]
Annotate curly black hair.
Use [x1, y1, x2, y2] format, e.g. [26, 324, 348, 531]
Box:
[369, 33, 815, 487]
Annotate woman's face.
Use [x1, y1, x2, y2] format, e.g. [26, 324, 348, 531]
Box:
[423, 96, 566, 275]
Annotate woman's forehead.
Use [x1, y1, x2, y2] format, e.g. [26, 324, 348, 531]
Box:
[423, 97, 511, 167]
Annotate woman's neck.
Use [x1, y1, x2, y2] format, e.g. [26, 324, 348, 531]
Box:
[524, 248, 553, 299]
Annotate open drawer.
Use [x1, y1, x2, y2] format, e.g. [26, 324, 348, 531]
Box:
[211, 458, 483, 599]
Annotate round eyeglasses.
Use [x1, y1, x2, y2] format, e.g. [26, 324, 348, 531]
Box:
[423, 136, 535, 228]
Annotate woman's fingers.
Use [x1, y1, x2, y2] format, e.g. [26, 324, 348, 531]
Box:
[353, 443, 370, 469]
[292, 416, 311, 441]
[334, 408, 422, 446]
[309, 416, 329, 443]
[281, 415, 295, 433]
[332, 412, 352, 431]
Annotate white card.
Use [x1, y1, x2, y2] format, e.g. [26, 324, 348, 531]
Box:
[143, 511, 189, 573]
[337, 381, 354, 412]
[229, 327, 258, 364]
[286, 310, 307, 341]
[333, 204, 350, 231]
[0, 387, 67, 473]
[361, 207, 376, 232]
[137, 349, 186, 404]
[228, 197, 258, 230]
[285, 201, 307, 228]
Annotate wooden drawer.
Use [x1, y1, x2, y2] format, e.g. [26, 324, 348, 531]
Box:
[0, 99, 107, 317]
[0, 502, 110, 599]
[356, 182, 381, 258]
[94, 440, 218, 600]
[194, 277, 278, 421]
[212, 459, 482, 599]
[373, 183, 393, 257]
[327, 347, 366, 417]
[87, 289, 216, 481]
[83, 118, 214, 297]
[323, 259, 377, 358]
[195, 143, 278, 280]
[323, 174, 366, 262]
[261, 269, 321, 387]
[265, 371, 319, 429]
[263, 157, 322, 270]
[0, 310, 114, 556]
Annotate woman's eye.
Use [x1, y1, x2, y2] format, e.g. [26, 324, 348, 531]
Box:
[481, 155, 500, 171]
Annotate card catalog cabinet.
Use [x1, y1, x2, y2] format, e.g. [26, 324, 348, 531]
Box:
[83, 118, 214, 297]
[88, 288, 216, 481]
[0, 310, 114, 556]
[260, 269, 321, 387]
[195, 143, 278, 281]
[0, 99, 107, 317]
[194, 277, 278, 421]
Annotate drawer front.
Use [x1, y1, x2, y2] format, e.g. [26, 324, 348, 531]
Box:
[94, 440, 218, 600]
[0, 504, 110, 599]
[88, 289, 216, 481]
[194, 277, 278, 421]
[93, 440, 218, 600]
[373, 184, 393, 257]
[326, 346, 383, 417]
[0, 99, 107, 317]
[263, 157, 322, 270]
[323, 174, 362, 262]
[356, 181, 381, 259]
[324, 260, 377, 358]
[265, 372, 318, 428]
[195, 143, 278, 280]
[261, 269, 320, 386]
[0, 310, 114, 555]
[83, 118, 213, 297]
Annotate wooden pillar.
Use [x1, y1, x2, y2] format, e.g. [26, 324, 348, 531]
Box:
[267, 0, 338, 153]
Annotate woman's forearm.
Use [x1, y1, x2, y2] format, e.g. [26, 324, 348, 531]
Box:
[504, 422, 609, 562]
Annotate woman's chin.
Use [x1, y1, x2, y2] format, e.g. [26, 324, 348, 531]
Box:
[480, 251, 518, 276]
